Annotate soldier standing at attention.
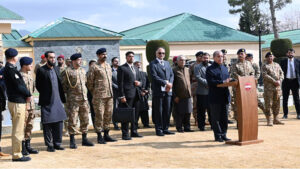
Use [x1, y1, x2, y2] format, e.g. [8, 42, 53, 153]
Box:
[230, 49, 255, 121]
[61, 53, 94, 149]
[245, 53, 265, 113]
[3, 48, 32, 161]
[19, 57, 39, 155]
[262, 52, 284, 126]
[34, 54, 47, 74]
[189, 51, 203, 125]
[87, 48, 117, 144]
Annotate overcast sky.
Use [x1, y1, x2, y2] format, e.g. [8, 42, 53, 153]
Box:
[2, 0, 300, 34]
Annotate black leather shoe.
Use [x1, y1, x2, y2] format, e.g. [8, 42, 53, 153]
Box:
[54, 146, 65, 150]
[297, 115, 300, 119]
[215, 137, 224, 142]
[131, 132, 143, 138]
[222, 136, 231, 141]
[184, 129, 194, 132]
[283, 115, 288, 119]
[25, 139, 39, 154]
[97, 132, 106, 144]
[156, 131, 165, 136]
[47, 146, 55, 152]
[122, 135, 132, 140]
[12, 156, 31, 162]
[22, 141, 29, 156]
[163, 130, 175, 135]
[177, 128, 184, 133]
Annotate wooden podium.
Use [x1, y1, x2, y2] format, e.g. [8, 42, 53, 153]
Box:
[218, 76, 263, 146]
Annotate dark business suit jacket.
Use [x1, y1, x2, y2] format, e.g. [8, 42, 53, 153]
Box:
[150, 59, 174, 97]
[112, 67, 118, 99]
[280, 58, 300, 85]
[117, 63, 142, 100]
[36, 65, 66, 106]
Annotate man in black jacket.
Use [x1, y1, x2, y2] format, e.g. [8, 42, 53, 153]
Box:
[3, 48, 31, 161]
[111, 57, 120, 130]
[36, 51, 67, 152]
[117, 51, 143, 140]
[280, 48, 300, 119]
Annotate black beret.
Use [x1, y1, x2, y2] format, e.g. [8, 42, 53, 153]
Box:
[96, 48, 107, 55]
[195, 51, 204, 57]
[20, 57, 33, 67]
[70, 53, 82, 61]
[265, 52, 273, 58]
[221, 49, 227, 54]
[237, 48, 246, 54]
[246, 53, 253, 58]
[5, 48, 18, 58]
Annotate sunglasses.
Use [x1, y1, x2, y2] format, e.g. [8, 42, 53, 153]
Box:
[158, 52, 165, 55]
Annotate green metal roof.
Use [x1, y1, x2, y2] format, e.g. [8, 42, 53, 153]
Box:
[120, 13, 259, 42]
[0, 5, 25, 23]
[2, 29, 31, 47]
[262, 29, 300, 49]
[120, 39, 146, 46]
[26, 17, 122, 39]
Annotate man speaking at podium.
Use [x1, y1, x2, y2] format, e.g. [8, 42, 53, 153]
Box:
[206, 51, 231, 142]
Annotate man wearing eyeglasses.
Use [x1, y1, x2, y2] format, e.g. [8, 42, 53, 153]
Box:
[150, 47, 175, 136]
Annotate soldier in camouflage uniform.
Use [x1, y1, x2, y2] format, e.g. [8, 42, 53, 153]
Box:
[230, 48, 265, 121]
[189, 51, 203, 125]
[87, 48, 117, 144]
[262, 52, 284, 126]
[61, 53, 94, 149]
[19, 57, 39, 155]
[34, 54, 47, 74]
[221, 49, 234, 124]
[246, 53, 265, 113]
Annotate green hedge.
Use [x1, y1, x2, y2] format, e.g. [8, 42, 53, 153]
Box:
[146, 40, 170, 62]
[270, 38, 293, 58]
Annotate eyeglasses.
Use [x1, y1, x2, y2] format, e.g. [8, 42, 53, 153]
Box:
[158, 52, 165, 55]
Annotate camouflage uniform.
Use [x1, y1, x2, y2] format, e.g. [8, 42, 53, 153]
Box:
[34, 61, 46, 74]
[250, 62, 265, 113]
[87, 62, 113, 132]
[20, 71, 35, 140]
[61, 66, 90, 135]
[230, 60, 258, 119]
[189, 62, 201, 124]
[262, 62, 284, 125]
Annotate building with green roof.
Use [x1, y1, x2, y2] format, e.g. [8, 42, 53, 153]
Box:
[119, 13, 261, 71]
[262, 29, 300, 57]
[23, 17, 123, 69]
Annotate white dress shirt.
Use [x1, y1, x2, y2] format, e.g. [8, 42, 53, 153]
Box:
[286, 58, 296, 79]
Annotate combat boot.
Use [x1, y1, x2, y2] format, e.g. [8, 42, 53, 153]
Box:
[104, 130, 117, 142]
[22, 141, 29, 156]
[82, 133, 94, 146]
[273, 115, 284, 125]
[266, 116, 273, 126]
[97, 132, 106, 144]
[69, 134, 77, 149]
[25, 139, 39, 154]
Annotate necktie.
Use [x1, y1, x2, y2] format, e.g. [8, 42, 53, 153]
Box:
[131, 66, 136, 79]
[290, 60, 295, 78]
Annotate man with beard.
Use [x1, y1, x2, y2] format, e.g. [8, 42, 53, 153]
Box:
[87, 48, 116, 144]
[61, 53, 94, 149]
[117, 51, 143, 140]
[194, 52, 211, 131]
[36, 51, 67, 152]
[280, 48, 300, 119]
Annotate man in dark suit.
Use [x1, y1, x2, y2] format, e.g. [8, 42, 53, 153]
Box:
[280, 48, 300, 119]
[111, 57, 120, 130]
[134, 61, 151, 128]
[150, 47, 175, 136]
[36, 51, 67, 152]
[117, 51, 143, 140]
[206, 51, 231, 142]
